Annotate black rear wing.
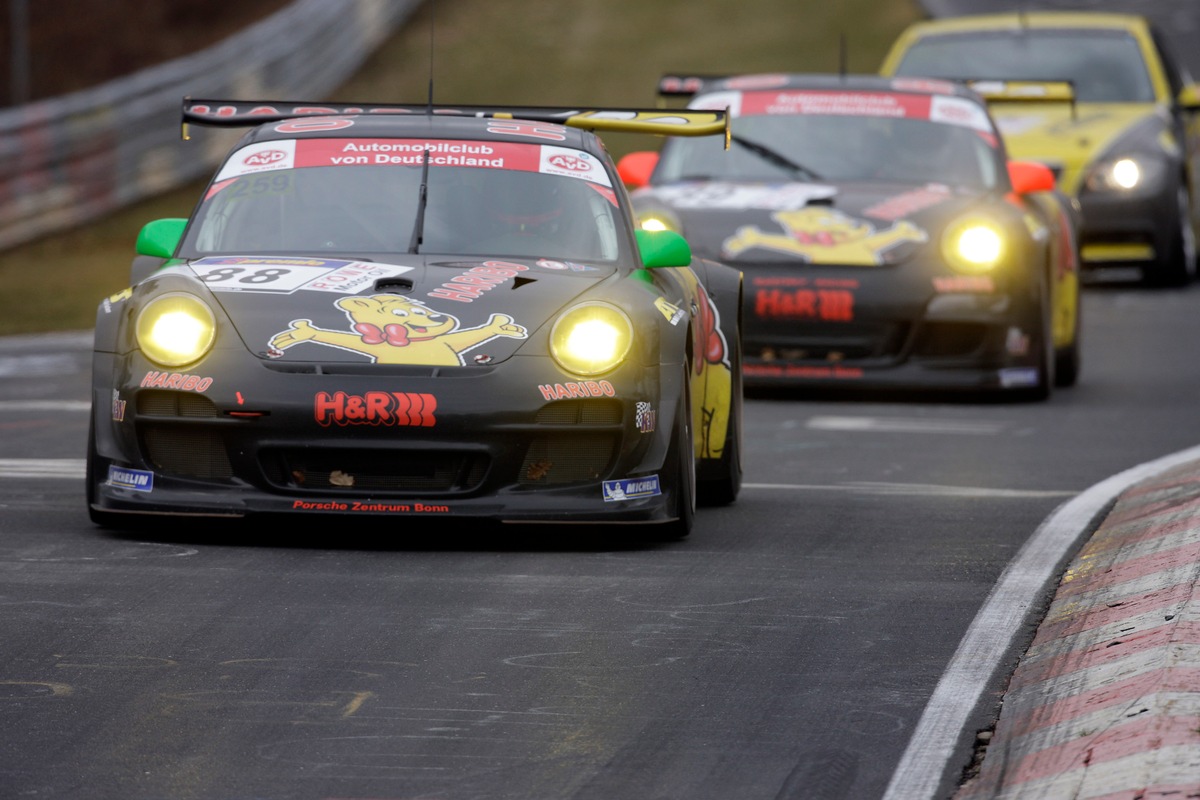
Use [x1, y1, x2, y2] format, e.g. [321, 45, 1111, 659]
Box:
[180, 97, 730, 142]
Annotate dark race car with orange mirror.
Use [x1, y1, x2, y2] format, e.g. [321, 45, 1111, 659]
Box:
[618, 73, 1081, 400]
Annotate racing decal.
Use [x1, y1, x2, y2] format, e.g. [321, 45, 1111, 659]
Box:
[192, 257, 415, 295]
[540, 146, 611, 186]
[268, 294, 527, 366]
[427, 261, 530, 303]
[290, 499, 451, 513]
[723, 208, 927, 265]
[863, 184, 953, 221]
[535, 258, 597, 272]
[655, 297, 686, 325]
[314, 391, 437, 427]
[755, 288, 854, 321]
[107, 466, 153, 492]
[676, 271, 734, 462]
[744, 363, 864, 380]
[933, 275, 996, 293]
[635, 401, 656, 433]
[999, 368, 1039, 388]
[219, 138, 614, 186]
[215, 140, 298, 180]
[538, 380, 616, 401]
[140, 372, 213, 392]
[602, 475, 662, 502]
[647, 182, 837, 210]
[111, 390, 126, 423]
[890, 78, 959, 96]
[1005, 327, 1031, 357]
[101, 289, 132, 316]
[486, 120, 568, 141]
[724, 74, 790, 90]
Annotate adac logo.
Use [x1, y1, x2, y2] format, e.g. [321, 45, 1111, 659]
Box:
[724, 207, 927, 265]
[243, 149, 287, 167]
[548, 153, 592, 172]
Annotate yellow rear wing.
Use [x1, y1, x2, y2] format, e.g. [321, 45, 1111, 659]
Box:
[966, 80, 1076, 118]
[180, 97, 730, 142]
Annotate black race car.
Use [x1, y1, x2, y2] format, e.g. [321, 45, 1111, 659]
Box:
[86, 99, 744, 538]
[618, 73, 1082, 399]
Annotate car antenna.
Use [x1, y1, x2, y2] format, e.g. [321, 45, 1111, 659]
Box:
[839, 32, 847, 78]
[409, 0, 435, 253]
[426, 0, 436, 114]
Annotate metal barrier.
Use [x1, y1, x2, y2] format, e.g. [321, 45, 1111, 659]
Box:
[0, 0, 420, 251]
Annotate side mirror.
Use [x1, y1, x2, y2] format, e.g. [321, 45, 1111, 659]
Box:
[636, 228, 691, 268]
[617, 151, 660, 188]
[1178, 83, 1200, 111]
[1007, 160, 1056, 195]
[135, 218, 187, 258]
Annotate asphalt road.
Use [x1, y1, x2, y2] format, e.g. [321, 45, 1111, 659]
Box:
[3, 270, 1200, 799]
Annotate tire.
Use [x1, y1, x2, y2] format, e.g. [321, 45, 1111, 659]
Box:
[1054, 281, 1082, 388]
[1021, 268, 1055, 402]
[85, 413, 123, 529]
[1144, 185, 1196, 287]
[658, 364, 695, 540]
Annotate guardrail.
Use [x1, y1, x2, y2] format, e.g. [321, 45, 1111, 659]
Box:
[0, 0, 420, 251]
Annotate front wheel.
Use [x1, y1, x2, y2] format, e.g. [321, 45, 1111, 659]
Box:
[1145, 185, 1196, 287]
[656, 364, 695, 540]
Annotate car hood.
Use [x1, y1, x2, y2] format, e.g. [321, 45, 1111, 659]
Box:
[634, 180, 986, 266]
[988, 103, 1163, 194]
[163, 255, 615, 366]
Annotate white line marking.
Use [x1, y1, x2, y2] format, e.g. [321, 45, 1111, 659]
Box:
[0, 400, 89, 412]
[745, 482, 1073, 498]
[881, 443, 1200, 800]
[0, 459, 86, 478]
[807, 415, 1007, 435]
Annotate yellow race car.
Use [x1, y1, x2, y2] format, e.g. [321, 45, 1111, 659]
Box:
[880, 11, 1200, 286]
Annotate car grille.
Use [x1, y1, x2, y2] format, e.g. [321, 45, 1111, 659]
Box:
[748, 321, 910, 362]
[264, 448, 489, 492]
[134, 395, 622, 491]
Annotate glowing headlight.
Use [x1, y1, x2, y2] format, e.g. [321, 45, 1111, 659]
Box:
[636, 207, 682, 234]
[1085, 155, 1164, 193]
[135, 292, 217, 367]
[942, 218, 1005, 273]
[549, 302, 633, 376]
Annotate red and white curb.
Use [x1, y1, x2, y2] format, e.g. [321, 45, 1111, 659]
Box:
[954, 460, 1200, 799]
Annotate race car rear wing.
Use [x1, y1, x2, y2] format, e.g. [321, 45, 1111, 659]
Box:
[964, 80, 1077, 119]
[180, 97, 731, 143]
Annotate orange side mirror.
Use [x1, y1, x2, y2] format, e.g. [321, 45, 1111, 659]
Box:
[1008, 160, 1056, 195]
[617, 151, 659, 188]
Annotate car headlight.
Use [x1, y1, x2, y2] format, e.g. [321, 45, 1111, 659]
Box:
[942, 217, 1006, 274]
[636, 206, 682, 234]
[549, 302, 633, 376]
[135, 292, 217, 367]
[1084, 155, 1166, 193]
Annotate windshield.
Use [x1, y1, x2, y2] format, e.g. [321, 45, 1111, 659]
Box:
[655, 107, 1000, 189]
[182, 139, 624, 262]
[893, 29, 1155, 103]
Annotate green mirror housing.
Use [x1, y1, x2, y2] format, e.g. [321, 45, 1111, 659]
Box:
[135, 218, 188, 259]
[636, 228, 692, 268]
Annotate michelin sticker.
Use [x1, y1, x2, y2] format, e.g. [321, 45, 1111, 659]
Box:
[602, 475, 662, 502]
[108, 466, 154, 492]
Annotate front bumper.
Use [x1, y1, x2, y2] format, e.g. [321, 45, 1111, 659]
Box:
[89, 348, 686, 524]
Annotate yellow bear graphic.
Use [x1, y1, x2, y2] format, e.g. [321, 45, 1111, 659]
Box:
[269, 294, 527, 365]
